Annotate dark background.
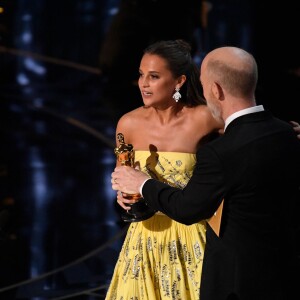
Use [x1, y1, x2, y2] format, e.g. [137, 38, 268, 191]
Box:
[0, 1, 299, 299]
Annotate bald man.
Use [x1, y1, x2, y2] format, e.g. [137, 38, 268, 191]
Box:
[112, 47, 300, 300]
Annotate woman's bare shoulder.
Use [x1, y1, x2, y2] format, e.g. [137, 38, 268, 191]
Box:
[190, 105, 219, 123]
[187, 105, 224, 134]
[115, 107, 149, 142]
[117, 106, 145, 125]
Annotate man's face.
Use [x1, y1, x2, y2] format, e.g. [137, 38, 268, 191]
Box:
[200, 61, 223, 122]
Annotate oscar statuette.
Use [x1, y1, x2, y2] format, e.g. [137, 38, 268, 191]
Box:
[114, 133, 156, 222]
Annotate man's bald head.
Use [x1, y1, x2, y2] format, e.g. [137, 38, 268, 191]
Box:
[202, 47, 258, 99]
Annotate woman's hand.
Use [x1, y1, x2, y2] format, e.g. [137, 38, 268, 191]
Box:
[116, 191, 135, 211]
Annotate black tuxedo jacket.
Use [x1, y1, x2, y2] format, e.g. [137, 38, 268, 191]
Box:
[143, 111, 300, 300]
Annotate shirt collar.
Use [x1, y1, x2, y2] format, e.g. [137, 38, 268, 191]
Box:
[224, 105, 264, 132]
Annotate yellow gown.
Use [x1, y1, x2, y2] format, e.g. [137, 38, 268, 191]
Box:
[105, 151, 206, 300]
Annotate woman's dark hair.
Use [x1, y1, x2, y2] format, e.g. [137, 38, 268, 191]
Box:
[143, 39, 206, 106]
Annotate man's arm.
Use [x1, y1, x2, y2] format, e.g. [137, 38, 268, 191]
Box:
[142, 147, 224, 224]
[112, 146, 225, 225]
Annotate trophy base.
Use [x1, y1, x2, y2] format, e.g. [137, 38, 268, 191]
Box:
[121, 199, 156, 222]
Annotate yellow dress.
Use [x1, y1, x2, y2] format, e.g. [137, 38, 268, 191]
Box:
[105, 151, 206, 300]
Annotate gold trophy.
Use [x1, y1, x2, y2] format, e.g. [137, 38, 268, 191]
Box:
[114, 133, 156, 222]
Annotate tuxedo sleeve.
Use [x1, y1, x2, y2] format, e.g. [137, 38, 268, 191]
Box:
[143, 145, 225, 225]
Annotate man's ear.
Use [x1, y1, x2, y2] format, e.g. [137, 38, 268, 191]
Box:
[212, 82, 224, 100]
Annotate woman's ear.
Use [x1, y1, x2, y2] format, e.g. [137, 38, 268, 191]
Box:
[177, 74, 187, 88]
[212, 82, 224, 100]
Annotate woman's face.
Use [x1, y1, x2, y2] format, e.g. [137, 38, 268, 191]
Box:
[138, 53, 178, 108]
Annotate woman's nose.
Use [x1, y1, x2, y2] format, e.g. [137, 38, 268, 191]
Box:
[140, 77, 149, 87]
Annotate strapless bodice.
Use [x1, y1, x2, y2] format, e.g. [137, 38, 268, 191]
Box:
[134, 150, 196, 189]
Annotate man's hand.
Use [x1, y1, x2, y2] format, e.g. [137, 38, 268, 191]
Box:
[290, 121, 300, 139]
[111, 166, 150, 195]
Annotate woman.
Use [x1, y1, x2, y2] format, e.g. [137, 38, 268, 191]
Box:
[105, 39, 222, 300]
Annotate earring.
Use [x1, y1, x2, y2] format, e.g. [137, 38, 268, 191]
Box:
[172, 87, 181, 102]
